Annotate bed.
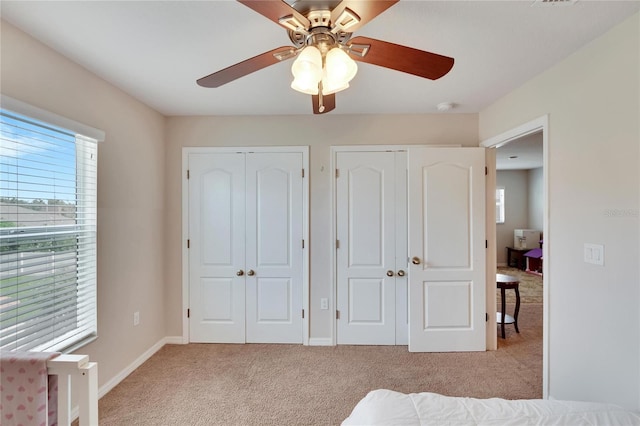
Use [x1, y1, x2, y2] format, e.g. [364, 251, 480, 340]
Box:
[342, 389, 640, 425]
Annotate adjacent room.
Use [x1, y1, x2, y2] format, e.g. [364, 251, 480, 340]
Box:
[494, 133, 544, 343]
[1, 1, 639, 424]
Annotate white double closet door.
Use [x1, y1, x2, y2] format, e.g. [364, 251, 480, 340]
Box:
[336, 147, 487, 352]
[188, 149, 306, 344]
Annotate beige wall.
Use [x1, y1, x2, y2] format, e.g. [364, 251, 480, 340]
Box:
[480, 12, 640, 409]
[496, 170, 529, 265]
[164, 115, 479, 340]
[1, 21, 167, 389]
[528, 168, 544, 232]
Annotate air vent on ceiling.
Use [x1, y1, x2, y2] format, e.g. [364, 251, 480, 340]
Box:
[532, 0, 578, 6]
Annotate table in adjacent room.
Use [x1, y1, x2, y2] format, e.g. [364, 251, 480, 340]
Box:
[496, 273, 520, 339]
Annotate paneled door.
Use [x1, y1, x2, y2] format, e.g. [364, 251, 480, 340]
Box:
[335, 150, 408, 345]
[188, 150, 306, 344]
[245, 153, 304, 343]
[189, 153, 245, 343]
[407, 147, 486, 352]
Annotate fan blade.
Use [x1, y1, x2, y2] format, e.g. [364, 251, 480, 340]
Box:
[347, 36, 454, 80]
[238, 0, 310, 31]
[330, 1, 398, 33]
[197, 46, 296, 88]
[312, 93, 336, 114]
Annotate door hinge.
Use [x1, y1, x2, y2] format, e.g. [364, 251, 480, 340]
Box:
[302, 239, 305, 249]
[336, 239, 340, 249]
[336, 310, 340, 320]
[187, 239, 190, 249]
[302, 309, 305, 319]
[485, 166, 488, 176]
[187, 169, 190, 179]
[302, 168, 305, 178]
[188, 308, 190, 318]
[485, 240, 488, 249]
[336, 169, 340, 178]
[486, 312, 488, 322]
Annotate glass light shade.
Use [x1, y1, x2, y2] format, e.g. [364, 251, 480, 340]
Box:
[291, 76, 320, 95]
[291, 46, 322, 94]
[321, 70, 350, 95]
[324, 47, 357, 86]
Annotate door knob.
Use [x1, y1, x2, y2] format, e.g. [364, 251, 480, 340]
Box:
[247, 270, 255, 276]
[386, 270, 394, 277]
[397, 270, 405, 277]
[411, 257, 421, 265]
[236, 270, 244, 276]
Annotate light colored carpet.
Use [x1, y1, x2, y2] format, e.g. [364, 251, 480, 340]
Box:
[96, 304, 542, 425]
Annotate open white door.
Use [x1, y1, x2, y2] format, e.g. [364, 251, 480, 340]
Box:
[408, 147, 486, 352]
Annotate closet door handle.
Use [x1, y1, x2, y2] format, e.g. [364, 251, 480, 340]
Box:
[386, 270, 394, 277]
[397, 270, 405, 277]
[411, 257, 421, 265]
[247, 270, 255, 276]
[236, 270, 244, 276]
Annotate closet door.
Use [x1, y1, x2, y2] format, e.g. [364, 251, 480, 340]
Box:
[336, 151, 406, 345]
[245, 152, 304, 343]
[189, 153, 246, 343]
[188, 150, 306, 344]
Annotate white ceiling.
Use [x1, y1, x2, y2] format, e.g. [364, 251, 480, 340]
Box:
[496, 132, 543, 170]
[1, 1, 639, 116]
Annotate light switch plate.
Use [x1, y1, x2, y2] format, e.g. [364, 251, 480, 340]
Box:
[584, 243, 604, 266]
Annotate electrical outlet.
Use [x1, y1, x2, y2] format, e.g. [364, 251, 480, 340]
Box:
[320, 298, 328, 310]
[133, 311, 140, 326]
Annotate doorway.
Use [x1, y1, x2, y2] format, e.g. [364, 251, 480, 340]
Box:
[481, 116, 549, 398]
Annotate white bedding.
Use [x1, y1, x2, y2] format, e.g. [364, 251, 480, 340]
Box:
[342, 389, 640, 425]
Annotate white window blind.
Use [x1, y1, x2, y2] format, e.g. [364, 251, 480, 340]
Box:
[0, 108, 98, 352]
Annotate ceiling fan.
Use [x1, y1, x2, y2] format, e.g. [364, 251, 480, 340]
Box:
[197, 0, 454, 114]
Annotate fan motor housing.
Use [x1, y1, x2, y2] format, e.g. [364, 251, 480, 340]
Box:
[287, 9, 352, 49]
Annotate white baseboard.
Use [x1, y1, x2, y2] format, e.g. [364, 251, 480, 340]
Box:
[164, 335, 187, 345]
[98, 336, 171, 399]
[308, 337, 334, 346]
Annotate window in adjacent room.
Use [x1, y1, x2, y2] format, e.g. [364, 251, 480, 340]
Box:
[496, 187, 505, 224]
[0, 100, 101, 352]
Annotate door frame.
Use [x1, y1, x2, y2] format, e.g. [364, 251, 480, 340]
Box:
[480, 115, 549, 398]
[181, 146, 310, 345]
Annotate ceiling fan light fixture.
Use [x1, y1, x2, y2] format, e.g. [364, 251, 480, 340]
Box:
[291, 76, 320, 95]
[320, 79, 354, 97]
[291, 46, 323, 94]
[199, 0, 456, 114]
[324, 47, 357, 84]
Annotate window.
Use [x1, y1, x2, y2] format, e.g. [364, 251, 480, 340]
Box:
[496, 187, 505, 224]
[0, 101, 100, 352]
